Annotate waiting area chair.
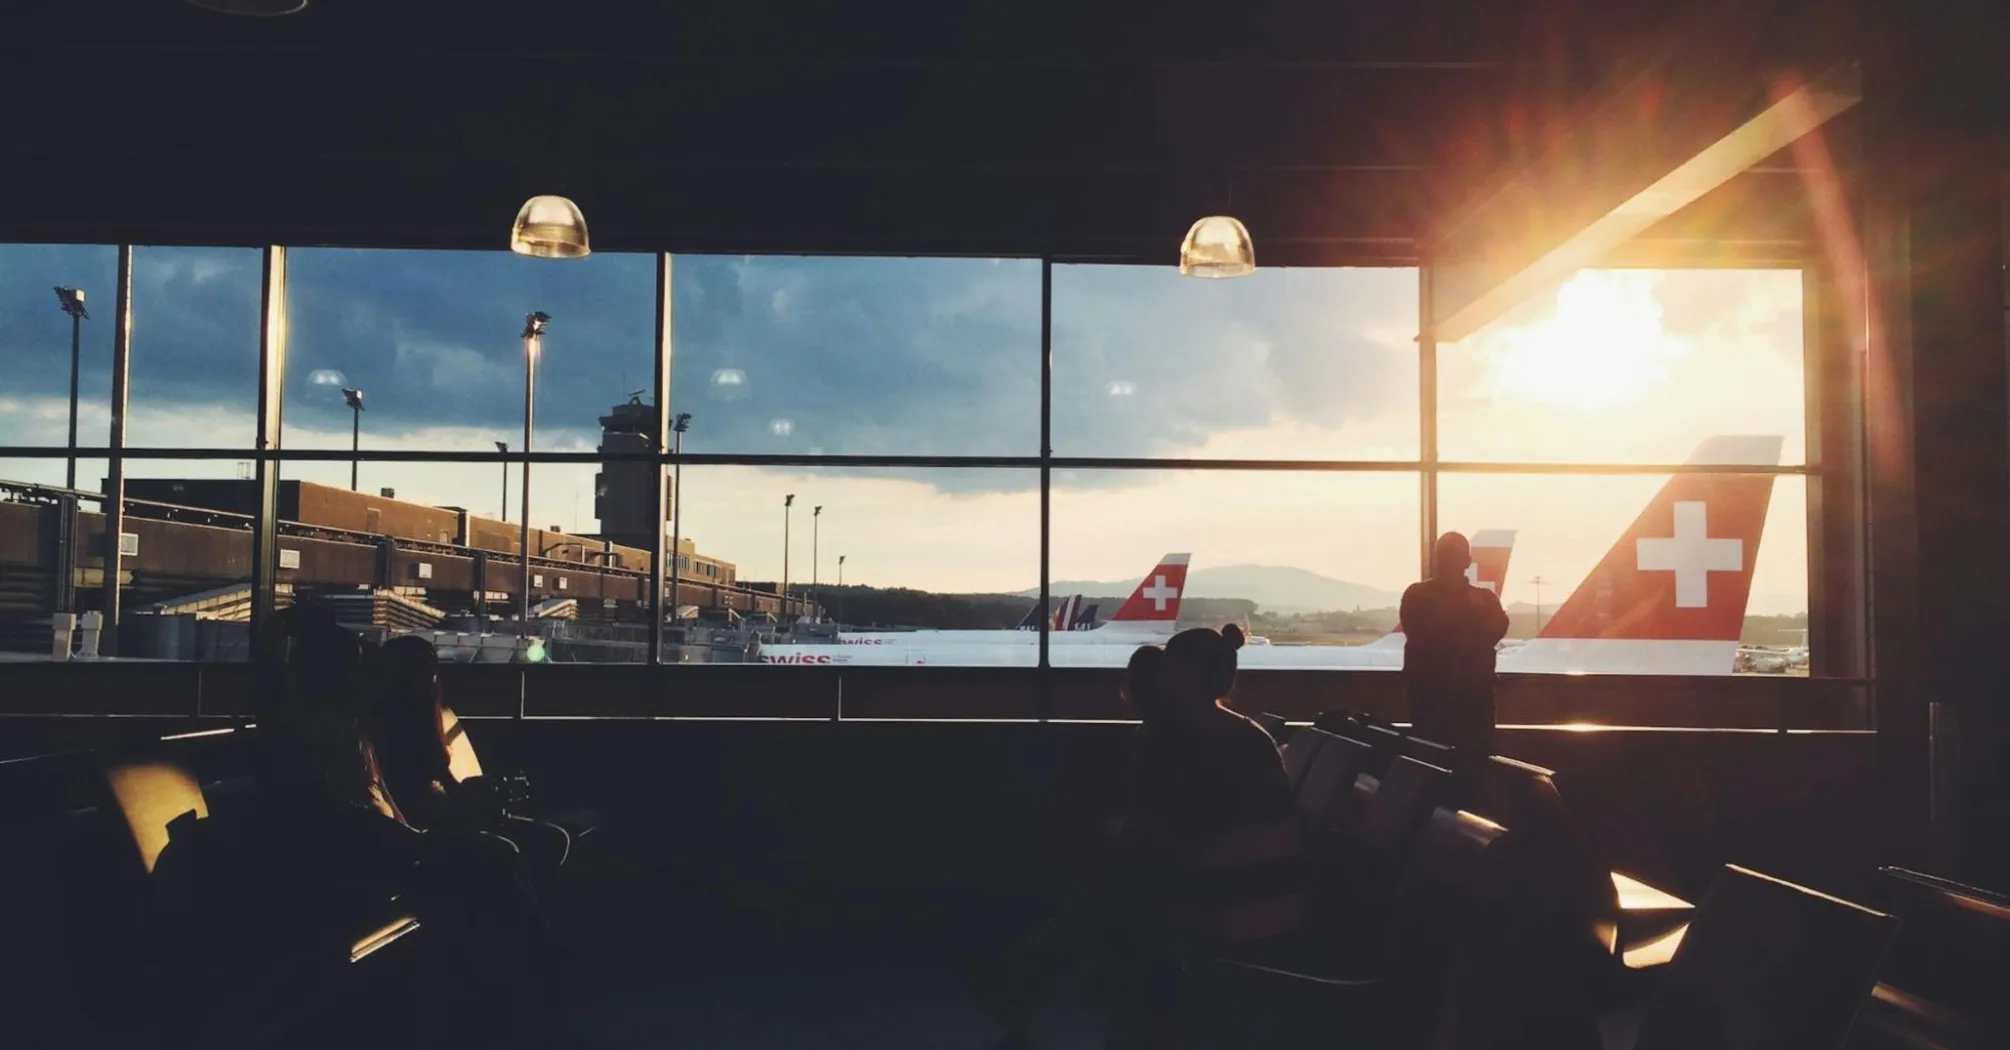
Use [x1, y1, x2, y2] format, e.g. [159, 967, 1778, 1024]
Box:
[1629, 864, 1895, 1050]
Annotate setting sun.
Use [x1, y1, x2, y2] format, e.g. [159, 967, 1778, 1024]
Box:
[1478, 270, 1688, 411]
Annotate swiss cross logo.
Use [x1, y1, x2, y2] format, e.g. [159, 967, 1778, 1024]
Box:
[1463, 564, 1497, 593]
[1140, 574, 1179, 611]
[1635, 501, 1742, 608]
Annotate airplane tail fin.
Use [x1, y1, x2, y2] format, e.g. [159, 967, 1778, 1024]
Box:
[1503, 435, 1783, 674]
[1468, 529, 1517, 598]
[1105, 554, 1191, 628]
[1072, 603, 1100, 631]
[1049, 595, 1081, 632]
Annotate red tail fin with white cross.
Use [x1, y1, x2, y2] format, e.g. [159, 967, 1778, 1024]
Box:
[1106, 554, 1190, 628]
[1500, 435, 1782, 674]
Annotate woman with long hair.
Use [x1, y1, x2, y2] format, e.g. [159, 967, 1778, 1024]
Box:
[367, 635, 571, 878]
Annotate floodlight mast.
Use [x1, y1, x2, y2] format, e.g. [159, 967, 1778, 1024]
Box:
[53, 287, 88, 490]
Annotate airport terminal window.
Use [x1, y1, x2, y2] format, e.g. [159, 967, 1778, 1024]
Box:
[281, 248, 659, 454]
[0, 243, 119, 455]
[0, 244, 1835, 687]
[116, 460, 261, 661]
[1050, 265, 1419, 460]
[1048, 470, 1419, 667]
[1436, 268, 1807, 465]
[127, 247, 263, 449]
[669, 255, 1041, 456]
[660, 466, 1039, 666]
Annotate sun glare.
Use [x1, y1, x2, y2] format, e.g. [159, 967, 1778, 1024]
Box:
[1479, 271, 1686, 411]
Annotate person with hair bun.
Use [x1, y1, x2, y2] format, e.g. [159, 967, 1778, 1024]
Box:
[1137, 623, 1307, 951]
[966, 627, 1306, 1049]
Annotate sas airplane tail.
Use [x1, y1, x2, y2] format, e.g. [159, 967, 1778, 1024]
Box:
[1499, 435, 1783, 675]
[1367, 529, 1517, 649]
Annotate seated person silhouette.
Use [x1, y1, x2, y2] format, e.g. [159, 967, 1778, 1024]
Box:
[969, 627, 1306, 1050]
[151, 606, 563, 1049]
[370, 635, 572, 881]
[1400, 531, 1510, 801]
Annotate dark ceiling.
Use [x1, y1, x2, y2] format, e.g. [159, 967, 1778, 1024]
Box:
[0, 0, 1869, 262]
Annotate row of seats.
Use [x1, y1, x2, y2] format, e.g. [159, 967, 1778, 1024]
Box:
[1227, 712, 2009, 1050]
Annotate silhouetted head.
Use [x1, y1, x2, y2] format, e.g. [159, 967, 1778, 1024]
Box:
[1124, 645, 1168, 720]
[1164, 624, 1246, 713]
[378, 634, 439, 696]
[1432, 531, 1472, 581]
[253, 604, 378, 806]
[268, 604, 362, 712]
[371, 635, 450, 784]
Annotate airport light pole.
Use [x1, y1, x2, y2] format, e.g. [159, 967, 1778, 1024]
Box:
[838, 554, 846, 626]
[496, 441, 509, 521]
[812, 504, 822, 620]
[53, 287, 88, 491]
[782, 493, 794, 620]
[1529, 575, 1547, 634]
[342, 387, 365, 490]
[669, 412, 691, 619]
[518, 312, 549, 635]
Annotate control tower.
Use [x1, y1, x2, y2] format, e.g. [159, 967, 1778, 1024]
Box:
[596, 395, 669, 554]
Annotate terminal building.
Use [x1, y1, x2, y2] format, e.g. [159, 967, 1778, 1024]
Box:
[3, 2, 2008, 1048]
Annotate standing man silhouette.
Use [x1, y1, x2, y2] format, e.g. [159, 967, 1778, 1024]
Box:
[1400, 532, 1510, 799]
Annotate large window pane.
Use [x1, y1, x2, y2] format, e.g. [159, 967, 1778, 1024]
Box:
[0, 244, 118, 454]
[668, 465, 1039, 666]
[0, 459, 107, 660]
[117, 460, 259, 660]
[271, 457, 588, 660]
[1051, 266, 1419, 459]
[282, 249, 658, 455]
[1436, 472, 1809, 676]
[670, 255, 1040, 455]
[1437, 268, 1806, 464]
[129, 246, 263, 448]
[1049, 470, 1419, 667]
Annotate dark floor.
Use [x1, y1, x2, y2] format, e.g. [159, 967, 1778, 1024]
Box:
[552, 876, 1103, 1050]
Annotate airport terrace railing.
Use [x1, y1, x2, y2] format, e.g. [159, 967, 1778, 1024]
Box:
[0, 479, 810, 616]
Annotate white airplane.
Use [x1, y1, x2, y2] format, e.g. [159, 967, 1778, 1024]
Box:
[761, 435, 1781, 675]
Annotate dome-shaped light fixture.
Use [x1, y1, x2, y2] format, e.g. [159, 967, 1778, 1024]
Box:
[511, 196, 592, 259]
[184, 0, 309, 15]
[1179, 215, 1255, 278]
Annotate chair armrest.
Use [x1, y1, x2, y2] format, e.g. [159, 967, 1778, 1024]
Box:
[349, 913, 421, 963]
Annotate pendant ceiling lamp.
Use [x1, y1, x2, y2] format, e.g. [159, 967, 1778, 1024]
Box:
[510, 196, 593, 259]
[1179, 215, 1255, 278]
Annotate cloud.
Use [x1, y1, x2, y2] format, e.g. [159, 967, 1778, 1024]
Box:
[1049, 265, 1418, 457]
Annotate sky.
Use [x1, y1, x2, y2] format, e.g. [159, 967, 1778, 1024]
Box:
[0, 245, 1809, 613]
